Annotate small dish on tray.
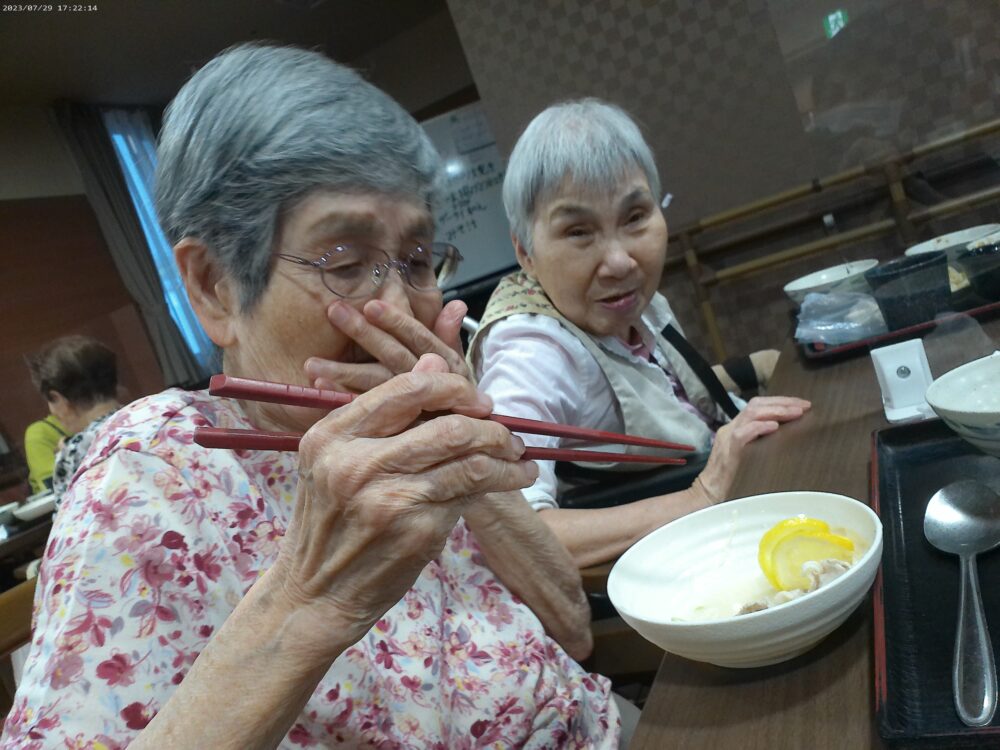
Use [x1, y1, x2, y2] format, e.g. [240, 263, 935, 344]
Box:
[782, 259, 878, 306]
[13, 491, 56, 522]
[925, 351, 1000, 457]
[957, 233, 1000, 304]
[904, 225, 1000, 263]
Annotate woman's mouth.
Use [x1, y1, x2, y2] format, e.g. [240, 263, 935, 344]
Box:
[598, 290, 639, 312]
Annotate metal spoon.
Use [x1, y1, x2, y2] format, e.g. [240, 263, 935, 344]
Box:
[924, 480, 1000, 727]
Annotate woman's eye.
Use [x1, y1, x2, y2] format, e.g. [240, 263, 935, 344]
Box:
[626, 210, 648, 226]
[323, 261, 366, 279]
[565, 226, 592, 239]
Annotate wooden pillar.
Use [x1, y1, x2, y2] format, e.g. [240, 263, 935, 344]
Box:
[884, 160, 918, 246]
[680, 232, 727, 361]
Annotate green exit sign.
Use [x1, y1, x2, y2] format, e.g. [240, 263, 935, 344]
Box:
[824, 9, 849, 38]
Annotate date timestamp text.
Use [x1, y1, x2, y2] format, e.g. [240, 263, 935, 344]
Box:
[2, 4, 100, 11]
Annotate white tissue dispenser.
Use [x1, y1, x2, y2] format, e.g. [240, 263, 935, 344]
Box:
[870, 339, 935, 423]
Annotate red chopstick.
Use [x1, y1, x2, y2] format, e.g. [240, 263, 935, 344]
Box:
[208, 375, 694, 453]
[193, 427, 687, 465]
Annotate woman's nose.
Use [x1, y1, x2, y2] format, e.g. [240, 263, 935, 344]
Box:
[599, 238, 637, 276]
[374, 265, 416, 315]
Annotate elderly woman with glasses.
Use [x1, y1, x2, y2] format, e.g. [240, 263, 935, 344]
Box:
[468, 99, 811, 569]
[1, 47, 622, 749]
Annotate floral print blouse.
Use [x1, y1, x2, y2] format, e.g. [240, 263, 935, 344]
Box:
[51, 410, 116, 503]
[0, 389, 617, 749]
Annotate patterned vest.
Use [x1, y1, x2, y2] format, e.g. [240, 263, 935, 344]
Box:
[468, 272, 730, 470]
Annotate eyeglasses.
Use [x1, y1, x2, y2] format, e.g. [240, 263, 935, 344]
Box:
[274, 242, 462, 300]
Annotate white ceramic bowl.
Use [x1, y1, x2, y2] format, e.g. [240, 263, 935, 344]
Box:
[967, 230, 1000, 252]
[905, 224, 1000, 262]
[607, 491, 883, 668]
[925, 351, 1000, 457]
[783, 259, 879, 305]
[13, 491, 56, 522]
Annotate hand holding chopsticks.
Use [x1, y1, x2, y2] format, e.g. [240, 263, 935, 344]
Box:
[194, 374, 693, 465]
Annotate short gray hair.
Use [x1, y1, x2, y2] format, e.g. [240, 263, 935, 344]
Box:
[502, 99, 661, 254]
[155, 43, 442, 309]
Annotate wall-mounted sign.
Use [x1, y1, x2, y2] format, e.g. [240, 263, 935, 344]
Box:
[824, 9, 849, 39]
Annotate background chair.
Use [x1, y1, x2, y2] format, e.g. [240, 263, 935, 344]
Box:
[0, 577, 37, 718]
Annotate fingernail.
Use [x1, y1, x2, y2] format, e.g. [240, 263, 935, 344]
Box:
[476, 391, 493, 410]
[328, 302, 349, 325]
[304, 358, 319, 376]
[511, 434, 525, 453]
[366, 300, 384, 319]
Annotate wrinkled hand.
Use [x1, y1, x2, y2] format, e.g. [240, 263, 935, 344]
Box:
[696, 395, 811, 503]
[272, 354, 537, 651]
[305, 299, 470, 393]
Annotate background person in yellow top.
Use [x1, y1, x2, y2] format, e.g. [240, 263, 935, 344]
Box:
[23, 414, 70, 494]
[26, 335, 123, 497]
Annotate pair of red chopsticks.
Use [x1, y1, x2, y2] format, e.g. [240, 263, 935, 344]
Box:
[193, 374, 693, 465]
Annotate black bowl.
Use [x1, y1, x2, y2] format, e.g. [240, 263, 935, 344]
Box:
[863, 251, 952, 330]
[958, 240, 1000, 305]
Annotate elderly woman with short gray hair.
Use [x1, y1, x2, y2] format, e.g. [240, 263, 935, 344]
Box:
[1, 47, 623, 749]
[470, 99, 810, 569]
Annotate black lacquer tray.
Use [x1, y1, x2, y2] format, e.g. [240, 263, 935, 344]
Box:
[872, 419, 1000, 747]
[800, 299, 1000, 363]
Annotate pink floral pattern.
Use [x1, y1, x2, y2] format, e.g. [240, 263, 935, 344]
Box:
[1, 389, 617, 748]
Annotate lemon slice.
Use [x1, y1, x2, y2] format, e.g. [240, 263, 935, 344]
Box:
[770, 531, 854, 591]
[758, 517, 830, 589]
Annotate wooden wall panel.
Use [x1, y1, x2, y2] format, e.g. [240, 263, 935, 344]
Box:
[0, 195, 164, 468]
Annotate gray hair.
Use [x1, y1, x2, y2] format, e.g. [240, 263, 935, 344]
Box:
[155, 43, 442, 309]
[502, 98, 661, 254]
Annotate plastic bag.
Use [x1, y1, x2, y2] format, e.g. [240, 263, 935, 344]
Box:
[794, 291, 888, 345]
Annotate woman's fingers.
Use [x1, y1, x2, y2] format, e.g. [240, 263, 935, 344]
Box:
[745, 396, 811, 410]
[333, 301, 419, 373]
[701, 394, 809, 503]
[364, 300, 469, 376]
[358, 446, 539, 505]
[731, 418, 780, 447]
[411, 351, 452, 375]
[431, 300, 469, 361]
[721, 394, 811, 451]
[359, 412, 526, 473]
[310, 363, 394, 394]
[304, 300, 471, 391]
[279, 363, 534, 643]
[305, 367, 492, 450]
[739, 396, 811, 424]
[299, 364, 530, 504]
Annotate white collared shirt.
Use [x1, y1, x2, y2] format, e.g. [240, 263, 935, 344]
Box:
[476, 298, 711, 510]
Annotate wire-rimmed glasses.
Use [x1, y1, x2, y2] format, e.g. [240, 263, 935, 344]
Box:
[274, 242, 462, 299]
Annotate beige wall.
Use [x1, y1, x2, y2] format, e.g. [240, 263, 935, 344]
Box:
[0, 106, 83, 201]
[445, 0, 817, 227]
[447, 0, 1000, 226]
